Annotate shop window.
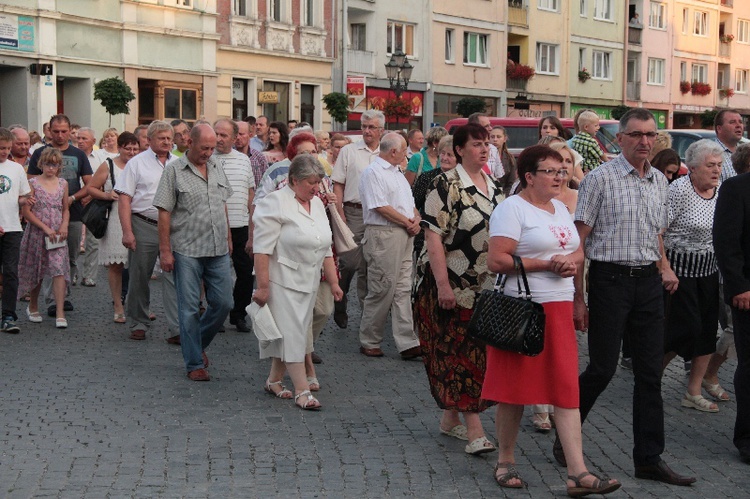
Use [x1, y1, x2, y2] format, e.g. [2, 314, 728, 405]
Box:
[137, 79, 201, 126]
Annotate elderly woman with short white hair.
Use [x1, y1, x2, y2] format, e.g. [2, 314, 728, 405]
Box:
[660, 139, 724, 413]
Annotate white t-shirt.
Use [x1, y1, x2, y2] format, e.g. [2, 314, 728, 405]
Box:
[214, 149, 255, 228]
[489, 196, 580, 303]
[115, 148, 173, 220]
[0, 159, 31, 232]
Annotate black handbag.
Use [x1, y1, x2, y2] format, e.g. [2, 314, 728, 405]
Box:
[468, 255, 546, 356]
[81, 158, 115, 239]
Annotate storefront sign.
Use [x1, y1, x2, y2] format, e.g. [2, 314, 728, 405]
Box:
[258, 91, 278, 104]
[347, 76, 366, 112]
[570, 105, 614, 120]
[507, 102, 562, 118]
[650, 110, 667, 129]
[0, 15, 34, 52]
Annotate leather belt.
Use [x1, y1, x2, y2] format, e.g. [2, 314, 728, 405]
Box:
[343, 201, 362, 209]
[590, 261, 658, 278]
[133, 212, 158, 226]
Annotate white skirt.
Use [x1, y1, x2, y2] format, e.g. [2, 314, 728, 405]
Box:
[259, 280, 318, 363]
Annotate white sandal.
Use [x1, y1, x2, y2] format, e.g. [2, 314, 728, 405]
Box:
[294, 390, 321, 410]
[681, 393, 719, 413]
[306, 376, 320, 392]
[264, 380, 292, 399]
[702, 379, 730, 401]
[465, 436, 496, 455]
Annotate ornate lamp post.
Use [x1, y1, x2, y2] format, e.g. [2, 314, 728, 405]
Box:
[385, 49, 413, 98]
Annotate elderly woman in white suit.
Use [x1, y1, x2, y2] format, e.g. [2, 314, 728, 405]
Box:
[253, 155, 344, 410]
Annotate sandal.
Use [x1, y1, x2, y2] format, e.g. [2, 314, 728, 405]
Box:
[264, 380, 292, 399]
[531, 412, 552, 433]
[465, 436, 496, 455]
[439, 424, 469, 441]
[113, 313, 126, 324]
[681, 392, 719, 413]
[702, 379, 731, 401]
[294, 390, 321, 410]
[307, 376, 320, 392]
[493, 462, 526, 489]
[26, 307, 42, 323]
[567, 471, 621, 497]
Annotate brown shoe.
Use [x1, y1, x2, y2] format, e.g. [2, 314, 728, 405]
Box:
[400, 346, 422, 360]
[359, 346, 384, 357]
[130, 329, 146, 340]
[634, 460, 696, 486]
[187, 368, 210, 381]
[202, 351, 209, 369]
[311, 351, 323, 364]
[166, 334, 181, 345]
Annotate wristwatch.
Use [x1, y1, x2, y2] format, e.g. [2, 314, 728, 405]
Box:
[70, 195, 76, 203]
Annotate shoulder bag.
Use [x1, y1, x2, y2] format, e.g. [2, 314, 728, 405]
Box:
[81, 158, 115, 239]
[321, 182, 357, 254]
[467, 255, 545, 356]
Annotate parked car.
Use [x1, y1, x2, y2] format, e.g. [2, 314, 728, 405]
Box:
[443, 117, 621, 158]
[663, 129, 717, 163]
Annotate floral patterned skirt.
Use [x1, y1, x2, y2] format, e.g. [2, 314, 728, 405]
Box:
[413, 269, 495, 413]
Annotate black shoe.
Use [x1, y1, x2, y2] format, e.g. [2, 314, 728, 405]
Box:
[47, 305, 56, 318]
[311, 351, 323, 364]
[552, 435, 567, 467]
[63, 300, 74, 312]
[739, 448, 750, 464]
[218, 324, 225, 333]
[234, 318, 250, 333]
[634, 460, 696, 486]
[333, 310, 348, 329]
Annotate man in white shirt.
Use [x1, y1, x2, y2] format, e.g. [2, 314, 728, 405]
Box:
[115, 120, 179, 342]
[357, 132, 421, 359]
[213, 118, 255, 332]
[330, 110, 384, 329]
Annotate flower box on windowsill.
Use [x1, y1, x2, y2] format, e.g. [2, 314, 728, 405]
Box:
[691, 82, 712, 96]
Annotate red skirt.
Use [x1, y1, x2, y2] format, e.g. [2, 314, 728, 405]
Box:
[481, 301, 580, 409]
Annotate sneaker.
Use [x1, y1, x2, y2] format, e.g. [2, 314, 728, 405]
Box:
[81, 278, 96, 287]
[1, 316, 20, 334]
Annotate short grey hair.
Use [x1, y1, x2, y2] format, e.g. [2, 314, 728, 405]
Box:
[361, 109, 385, 128]
[288, 154, 325, 184]
[731, 142, 750, 175]
[147, 120, 173, 139]
[380, 132, 404, 154]
[685, 139, 724, 170]
[78, 127, 96, 138]
[425, 126, 448, 147]
[213, 118, 238, 138]
[619, 108, 656, 132]
[289, 126, 314, 140]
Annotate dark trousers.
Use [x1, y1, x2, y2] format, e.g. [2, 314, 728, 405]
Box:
[229, 226, 254, 322]
[0, 231, 22, 320]
[732, 307, 750, 454]
[578, 263, 665, 466]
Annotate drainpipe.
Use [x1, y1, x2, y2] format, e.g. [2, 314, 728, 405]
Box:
[340, 0, 348, 131]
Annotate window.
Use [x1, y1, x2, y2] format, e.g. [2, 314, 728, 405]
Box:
[387, 21, 415, 56]
[680, 61, 687, 82]
[647, 58, 665, 85]
[694, 11, 708, 36]
[682, 9, 689, 34]
[138, 79, 202, 126]
[580, 0, 587, 17]
[578, 48, 586, 71]
[592, 50, 611, 79]
[445, 29, 454, 63]
[536, 43, 559, 74]
[302, 0, 315, 27]
[739, 19, 750, 43]
[234, 0, 246, 16]
[649, 2, 666, 30]
[538, 0, 558, 12]
[736, 69, 748, 93]
[692, 63, 708, 83]
[594, 0, 612, 21]
[463, 32, 488, 66]
[269, 0, 284, 22]
[350, 24, 366, 51]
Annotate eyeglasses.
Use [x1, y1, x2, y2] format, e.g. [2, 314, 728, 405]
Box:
[621, 131, 658, 140]
[535, 168, 569, 178]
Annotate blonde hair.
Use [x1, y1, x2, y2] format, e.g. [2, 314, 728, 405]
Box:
[548, 141, 581, 168]
[577, 111, 599, 129]
[38, 147, 64, 176]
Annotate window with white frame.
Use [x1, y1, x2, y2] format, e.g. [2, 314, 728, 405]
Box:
[594, 0, 612, 21]
[350, 24, 366, 51]
[680, 61, 687, 82]
[445, 29, 454, 63]
[694, 11, 708, 36]
[538, 0, 559, 12]
[580, 0, 587, 17]
[387, 21, 415, 56]
[682, 9, 689, 34]
[647, 58, 665, 85]
[536, 42, 559, 74]
[692, 63, 708, 83]
[269, 0, 283, 22]
[592, 50, 611, 79]
[233, 0, 247, 16]
[739, 19, 750, 43]
[736, 69, 748, 93]
[649, 2, 666, 30]
[463, 32, 488, 66]
[302, 0, 316, 27]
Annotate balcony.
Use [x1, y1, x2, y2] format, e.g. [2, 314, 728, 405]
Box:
[721, 0, 733, 7]
[628, 25, 642, 45]
[627, 81, 641, 101]
[720, 42, 731, 58]
[507, 78, 527, 92]
[347, 49, 375, 75]
[508, 5, 528, 28]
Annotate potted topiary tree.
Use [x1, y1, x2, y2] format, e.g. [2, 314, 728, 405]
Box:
[93, 77, 136, 127]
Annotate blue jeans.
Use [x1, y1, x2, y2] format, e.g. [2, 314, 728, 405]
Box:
[173, 252, 233, 372]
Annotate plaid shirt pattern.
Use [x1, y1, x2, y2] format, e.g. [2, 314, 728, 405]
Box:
[246, 147, 270, 189]
[571, 131, 604, 172]
[716, 138, 737, 182]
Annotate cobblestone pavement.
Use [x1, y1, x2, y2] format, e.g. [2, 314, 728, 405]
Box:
[1, 268, 747, 498]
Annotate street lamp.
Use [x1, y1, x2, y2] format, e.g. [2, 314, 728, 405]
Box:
[385, 49, 413, 98]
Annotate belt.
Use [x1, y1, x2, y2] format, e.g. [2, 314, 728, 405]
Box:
[591, 261, 658, 278]
[343, 201, 362, 209]
[133, 212, 158, 226]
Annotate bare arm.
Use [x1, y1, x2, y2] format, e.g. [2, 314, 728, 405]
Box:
[373, 206, 421, 236]
[157, 208, 174, 272]
[424, 230, 455, 309]
[118, 194, 136, 251]
[323, 257, 344, 302]
[657, 232, 679, 294]
[404, 170, 417, 187]
[252, 253, 270, 306]
[573, 221, 592, 331]
[333, 182, 346, 222]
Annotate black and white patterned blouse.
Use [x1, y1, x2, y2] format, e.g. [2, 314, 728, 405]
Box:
[663, 174, 718, 277]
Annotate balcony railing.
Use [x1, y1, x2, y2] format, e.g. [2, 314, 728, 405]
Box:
[626, 82, 641, 101]
[508, 6, 528, 27]
[347, 49, 375, 75]
[628, 26, 642, 45]
[720, 42, 731, 58]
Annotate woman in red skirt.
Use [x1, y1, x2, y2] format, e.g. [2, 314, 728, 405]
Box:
[484, 145, 620, 497]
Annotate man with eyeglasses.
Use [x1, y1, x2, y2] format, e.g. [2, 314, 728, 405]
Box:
[330, 109, 384, 329]
[170, 120, 191, 158]
[563, 108, 696, 486]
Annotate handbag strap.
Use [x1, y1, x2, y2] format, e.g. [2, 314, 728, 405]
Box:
[107, 157, 116, 189]
[495, 255, 533, 299]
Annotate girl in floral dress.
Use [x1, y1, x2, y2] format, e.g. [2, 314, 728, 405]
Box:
[18, 148, 71, 328]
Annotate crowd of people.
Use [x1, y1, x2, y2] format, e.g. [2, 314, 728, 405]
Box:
[1, 106, 749, 494]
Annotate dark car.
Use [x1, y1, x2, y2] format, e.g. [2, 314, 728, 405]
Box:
[663, 129, 717, 163]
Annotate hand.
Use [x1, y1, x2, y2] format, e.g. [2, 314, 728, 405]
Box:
[122, 231, 136, 251]
[244, 237, 253, 255]
[732, 291, 750, 311]
[80, 196, 91, 207]
[252, 287, 269, 307]
[550, 254, 577, 278]
[325, 192, 337, 205]
[67, 195, 75, 207]
[110, 191, 119, 201]
[228, 237, 233, 256]
[330, 283, 344, 302]
[573, 295, 589, 332]
[58, 226, 68, 241]
[45, 228, 56, 240]
[437, 283, 456, 310]
[160, 250, 174, 272]
[661, 267, 679, 294]
[0, 226, 4, 236]
[405, 218, 421, 236]
[26, 196, 37, 208]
